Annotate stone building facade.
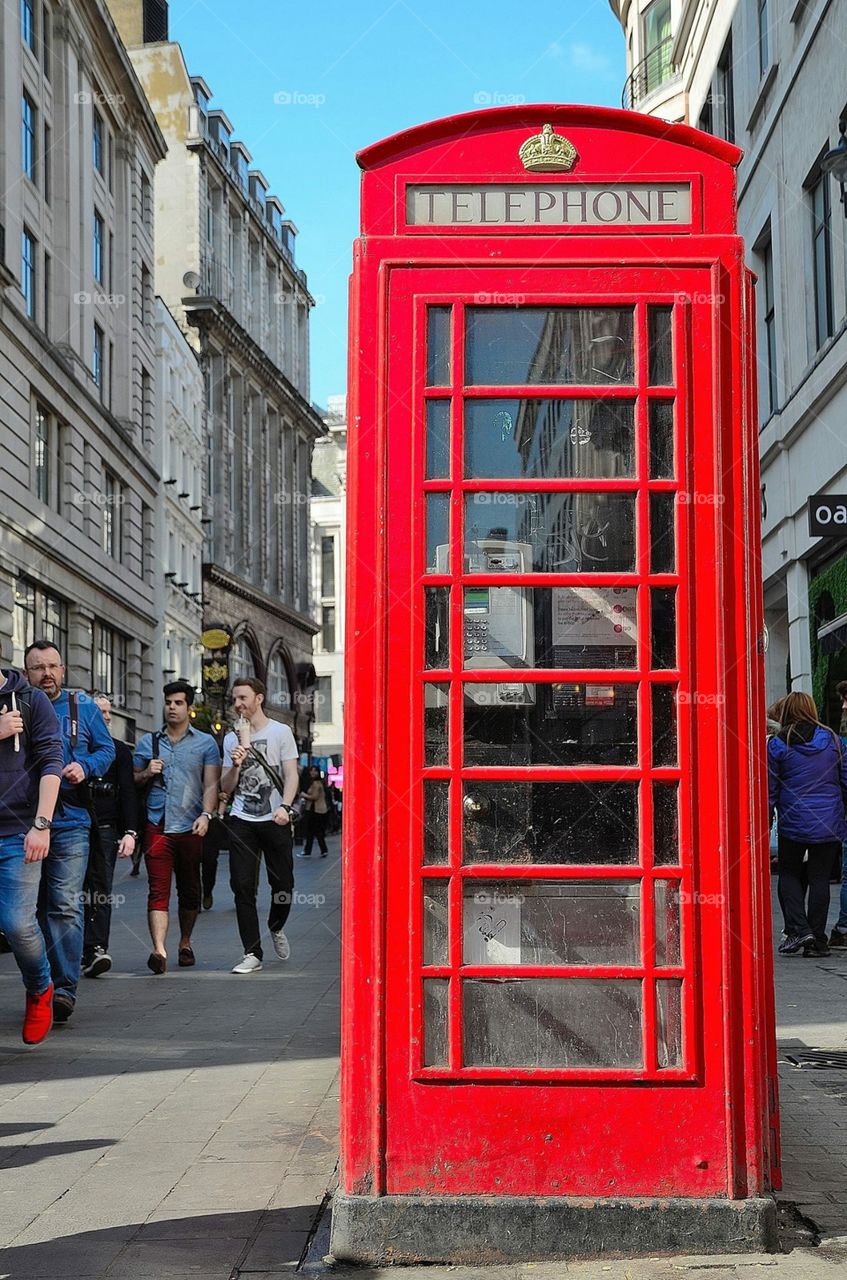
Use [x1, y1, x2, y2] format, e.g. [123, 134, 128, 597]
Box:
[611, 0, 847, 715]
[108, 1, 324, 749]
[311, 394, 347, 763]
[0, 0, 166, 737]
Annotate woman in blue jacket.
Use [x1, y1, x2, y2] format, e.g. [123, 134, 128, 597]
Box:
[768, 692, 847, 957]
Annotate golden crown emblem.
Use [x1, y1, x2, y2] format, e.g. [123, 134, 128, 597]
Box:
[518, 123, 577, 173]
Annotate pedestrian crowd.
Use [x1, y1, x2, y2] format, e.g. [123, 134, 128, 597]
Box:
[768, 687, 847, 957]
[0, 643, 337, 1046]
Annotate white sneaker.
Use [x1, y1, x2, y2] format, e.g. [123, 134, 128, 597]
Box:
[231, 954, 263, 974]
[272, 929, 290, 960]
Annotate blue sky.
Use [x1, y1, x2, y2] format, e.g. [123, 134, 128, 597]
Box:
[168, 0, 627, 409]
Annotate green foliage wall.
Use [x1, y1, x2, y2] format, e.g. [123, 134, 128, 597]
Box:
[808, 555, 847, 715]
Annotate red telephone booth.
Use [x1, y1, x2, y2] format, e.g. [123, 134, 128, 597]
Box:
[336, 106, 779, 1264]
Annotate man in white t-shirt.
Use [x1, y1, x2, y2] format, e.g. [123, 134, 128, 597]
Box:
[221, 677, 300, 973]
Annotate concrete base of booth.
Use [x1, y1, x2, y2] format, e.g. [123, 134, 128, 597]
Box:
[330, 1192, 779, 1264]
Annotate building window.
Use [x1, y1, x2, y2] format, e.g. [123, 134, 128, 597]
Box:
[141, 365, 152, 441]
[34, 403, 63, 509]
[321, 605, 336, 653]
[94, 624, 127, 702]
[102, 470, 122, 559]
[141, 263, 151, 327]
[21, 229, 36, 319]
[717, 37, 735, 144]
[230, 635, 254, 680]
[757, 0, 770, 77]
[41, 2, 50, 75]
[93, 211, 104, 284]
[141, 501, 153, 580]
[810, 169, 834, 350]
[756, 228, 778, 421]
[268, 650, 291, 708]
[321, 534, 336, 599]
[93, 324, 104, 393]
[22, 92, 36, 182]
[43, 250, 50, 337]
[21, 0, 35, 49]
[141, 171, 152, 227]
[314, 675, 332, 724]
[697, 99, 713, 135]
[641, 0, 672, 95]
[43, 122, 51, 202]
[13, 578, 67, 667]
[93, 109, 104, 174]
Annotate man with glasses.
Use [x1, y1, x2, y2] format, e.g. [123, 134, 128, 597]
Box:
[23, 641, 115, 1024]
[133, 681, 220, 973]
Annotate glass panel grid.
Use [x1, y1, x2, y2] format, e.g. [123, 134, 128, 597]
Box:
[418, 296, 691, 1079]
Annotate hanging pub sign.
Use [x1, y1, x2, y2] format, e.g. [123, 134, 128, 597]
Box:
[201, 623, 232, 693]
[809, 495, 847, 538]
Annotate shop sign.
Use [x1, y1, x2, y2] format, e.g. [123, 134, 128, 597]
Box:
[809, 495, 847, 538]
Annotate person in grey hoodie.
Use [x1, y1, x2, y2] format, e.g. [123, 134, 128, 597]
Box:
[0, 667, 63, 1043]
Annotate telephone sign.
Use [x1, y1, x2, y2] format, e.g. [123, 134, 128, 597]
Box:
[336, 106, 778, 1264]
[809, 494, 847, 537]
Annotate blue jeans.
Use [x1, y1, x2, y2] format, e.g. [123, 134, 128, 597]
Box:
[0, 834, 51, 995]
[37, 826, 90, 1004]
[837, 841, 847, 932]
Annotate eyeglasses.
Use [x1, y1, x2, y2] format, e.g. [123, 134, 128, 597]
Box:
[26, 663, 63, 674]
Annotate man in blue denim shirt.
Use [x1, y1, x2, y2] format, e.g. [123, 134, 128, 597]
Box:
[134, 681, 220, 973]
[24, 641, 115, 1024]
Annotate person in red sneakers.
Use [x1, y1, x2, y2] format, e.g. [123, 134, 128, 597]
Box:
[0, 666, 64, 1044]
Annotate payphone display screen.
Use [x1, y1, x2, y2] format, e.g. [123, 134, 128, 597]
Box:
[410, 293, 691, 1081]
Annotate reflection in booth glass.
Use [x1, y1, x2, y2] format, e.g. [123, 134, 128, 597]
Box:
[424, 684, 449, 765]
[464, 492, 635, 574]
[426, 306, 452, 386]
[464, 399, 636, 480]
[462, 781, 639, 864]
[465, 307, 635, 386]
[463, 682, 638, 767]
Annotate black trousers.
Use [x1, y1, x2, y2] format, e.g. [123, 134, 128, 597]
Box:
[778, 835, 836, 940]
[302, 810, 329, 856]
[83, 824, 119, 958]
[227, 817, 293, 960]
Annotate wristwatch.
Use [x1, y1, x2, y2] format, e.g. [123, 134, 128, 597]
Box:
[281, 803, 296, 817]
[32, 816, 53, 830]
[124, 830, 138, 839]
[201, 811, 215, 821]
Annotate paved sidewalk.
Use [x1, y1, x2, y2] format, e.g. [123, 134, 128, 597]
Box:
[4, 850, 847, 1278]
[0, 835, 341, 1279]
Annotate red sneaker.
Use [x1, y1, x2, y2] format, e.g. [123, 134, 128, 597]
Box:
[22, 982, 54, 1045]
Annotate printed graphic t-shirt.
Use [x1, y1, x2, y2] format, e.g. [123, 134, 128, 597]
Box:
[223, 720, 298, 822]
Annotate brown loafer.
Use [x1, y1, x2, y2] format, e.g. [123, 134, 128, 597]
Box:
[178, 947, 195, 968]
[147, 952, 166, 975]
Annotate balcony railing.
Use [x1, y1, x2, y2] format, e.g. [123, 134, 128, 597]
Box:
[622, 37, 676, 111]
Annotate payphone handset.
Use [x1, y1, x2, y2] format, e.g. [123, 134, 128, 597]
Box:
[435, 539, 535, 707]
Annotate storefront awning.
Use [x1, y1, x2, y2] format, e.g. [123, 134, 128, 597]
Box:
[818, 612, 847, 655]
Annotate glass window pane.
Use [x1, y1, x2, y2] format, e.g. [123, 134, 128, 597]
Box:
[424, 685, 449, 766]
[650, 492, 675, 574]
[425, 586, 450, 669]
[465, 307, 635, 386]
[463, 978, 643, 1068]
[652, 685, 678, 767]
[465, 492, 636, 574]
[423, 978, 449, 1067]
[651, 588, 676, 669]
[464, 881, 641, 966]
[426, 493, 450, 573]
[462, 781, 639, 865]
[426, 399, 450, 478]
[463, 586, 638, 670]
[648, 306, 674, 385]
[426, 306, 452, 386]
[648, 401, 674, 478]
[423, 879, 449, 966]
[653, 783, 680, 865]
[465, 399, 635, 480]
[463, 682, 637, 767]
[657, 978, 683, 1068]
[423, 781, 449, 865]
[655, 880, 681, 965]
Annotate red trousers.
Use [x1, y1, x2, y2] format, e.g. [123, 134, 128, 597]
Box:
[144, 822, 202, 913]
